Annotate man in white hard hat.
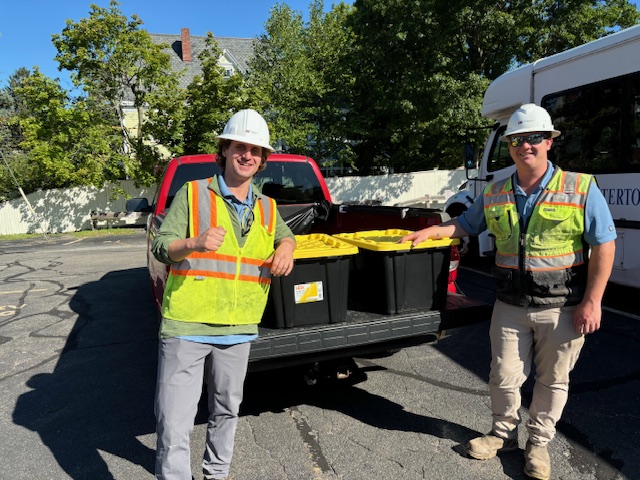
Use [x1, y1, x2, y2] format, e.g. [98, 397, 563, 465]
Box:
[152, 109, 295, 480]
[402, 104, 616, 479]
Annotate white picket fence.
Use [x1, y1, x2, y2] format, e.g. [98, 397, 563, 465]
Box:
[0, 169, 468, 235]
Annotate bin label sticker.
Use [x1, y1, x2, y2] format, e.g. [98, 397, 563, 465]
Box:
[294, 282, 324, 304]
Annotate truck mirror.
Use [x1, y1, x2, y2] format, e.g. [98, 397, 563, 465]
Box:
[464, 143, 476, 170]
[126, 197, 151, 212]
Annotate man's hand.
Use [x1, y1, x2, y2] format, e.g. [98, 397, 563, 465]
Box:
[189, 226, 226, 253]
[399, 227, 439, 247]
[573, 299, 602, 335]
[399, 220, 464, 247]
[168, 226, 226, 262]
[266, 238, 295, 277]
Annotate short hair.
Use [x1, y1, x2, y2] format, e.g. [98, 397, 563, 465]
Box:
[216, 139, 270, 172]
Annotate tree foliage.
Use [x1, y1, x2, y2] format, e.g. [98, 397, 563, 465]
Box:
[341, 0, 639, 173]
[247, 0, 356, 165]
[13, 69, 130, 190]
[51, 0, 178, 185]
[2, 0, 639, 201]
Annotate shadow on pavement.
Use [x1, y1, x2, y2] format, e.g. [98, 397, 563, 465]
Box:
[13, 267, 158, 480]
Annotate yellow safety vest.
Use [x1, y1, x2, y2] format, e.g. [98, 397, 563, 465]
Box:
[162, 178, 277, 325]
[483, 167, 593, 307]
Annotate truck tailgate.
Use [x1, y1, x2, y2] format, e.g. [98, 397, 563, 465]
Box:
[250, 294, 492, 371]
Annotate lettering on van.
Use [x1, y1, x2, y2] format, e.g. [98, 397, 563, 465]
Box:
[600, 188, 640, 206]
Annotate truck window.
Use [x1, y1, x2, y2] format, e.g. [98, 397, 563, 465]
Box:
[167, 163, 221, 208]
[255, 162, 326, 204]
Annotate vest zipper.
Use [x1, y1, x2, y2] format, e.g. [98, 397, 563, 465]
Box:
[517, 208, 528, 302]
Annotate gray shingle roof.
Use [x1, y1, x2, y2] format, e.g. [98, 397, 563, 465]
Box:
[149, 31, 256, 90]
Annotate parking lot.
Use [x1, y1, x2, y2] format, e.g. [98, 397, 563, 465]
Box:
[0, 230, 638, 479]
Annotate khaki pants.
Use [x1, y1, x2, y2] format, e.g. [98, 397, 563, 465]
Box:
[488, 300, 585, 446]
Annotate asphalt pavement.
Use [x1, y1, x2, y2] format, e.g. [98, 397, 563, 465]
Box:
[0, 230, 638, 480]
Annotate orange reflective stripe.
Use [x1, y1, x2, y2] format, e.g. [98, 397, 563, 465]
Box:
[539, 201, 585, 209]
[241, 256, 268, 266]
[559, 171, 566, 191]
[267, 197, 276, 233]
[191, 181, 201, 236]
[190, 251, 267, 266]
[209, 185, 217, 227]
[257, 198, 265, 229]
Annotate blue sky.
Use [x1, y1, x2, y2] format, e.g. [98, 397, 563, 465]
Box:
[0, 0, 351, 88]
[1, 0, 639, 89]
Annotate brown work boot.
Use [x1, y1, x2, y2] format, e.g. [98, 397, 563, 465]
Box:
[466, 432, 518, 460]
[524, 440, 551, 479]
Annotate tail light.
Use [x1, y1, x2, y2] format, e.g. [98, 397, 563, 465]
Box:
[448, 245, 460, 293]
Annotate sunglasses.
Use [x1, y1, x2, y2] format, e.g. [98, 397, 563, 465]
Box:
[508, 133, 550, 147]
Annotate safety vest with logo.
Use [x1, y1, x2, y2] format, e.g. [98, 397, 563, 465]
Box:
[161, 178, 277, 325]
[483, 166, 594, 307]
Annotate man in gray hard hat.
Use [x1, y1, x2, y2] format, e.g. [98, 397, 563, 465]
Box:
[402, 103, 616, 479]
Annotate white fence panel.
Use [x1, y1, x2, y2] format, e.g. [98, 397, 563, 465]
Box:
[325, 169, 467, 206]
[0, 181, 155, 235]
[0, 170, 468, 235]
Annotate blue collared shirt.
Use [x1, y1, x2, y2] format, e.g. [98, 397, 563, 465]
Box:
[456, 161, 617, 246]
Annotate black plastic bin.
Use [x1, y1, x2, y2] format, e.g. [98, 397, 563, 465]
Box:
[262, 234, 358, 328]
[335, 230, 459, 314]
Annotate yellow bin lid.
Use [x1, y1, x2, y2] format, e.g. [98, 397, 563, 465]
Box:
[293, 233, 359, 259]
[334, 229, 460, 252]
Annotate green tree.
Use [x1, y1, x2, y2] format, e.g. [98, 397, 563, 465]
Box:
[345, 0, 640, 173]
[52, 0, 179, 184]
[247, 0, 355, 166]
[13, 69, 130, 191]
[249, 3, 314, 152]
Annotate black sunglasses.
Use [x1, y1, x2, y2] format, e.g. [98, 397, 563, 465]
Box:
[509, 133, 550, 147]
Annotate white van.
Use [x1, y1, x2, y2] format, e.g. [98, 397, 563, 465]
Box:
[445, 24, 640, 288]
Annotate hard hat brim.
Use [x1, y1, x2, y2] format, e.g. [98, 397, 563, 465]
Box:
[216, 133, 275, 152]
[500, 129, 561, 142]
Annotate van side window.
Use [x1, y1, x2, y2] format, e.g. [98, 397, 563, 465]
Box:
[542, 74, 640, 174]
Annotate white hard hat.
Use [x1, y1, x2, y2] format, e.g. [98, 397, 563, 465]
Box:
[216, 109, 275, 152]
[500, 103, 561, 141]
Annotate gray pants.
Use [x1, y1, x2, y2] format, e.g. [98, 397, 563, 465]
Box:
[155, 338, 251, 480]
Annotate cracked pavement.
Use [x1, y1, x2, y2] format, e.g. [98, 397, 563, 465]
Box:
[0, 230, 638, 479]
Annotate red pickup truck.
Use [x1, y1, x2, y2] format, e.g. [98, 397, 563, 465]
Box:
[127, 153, 491, 376]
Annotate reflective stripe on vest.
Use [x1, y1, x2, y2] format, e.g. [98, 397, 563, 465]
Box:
[161, 178, 276, 325]
[484, 168, 590, 271]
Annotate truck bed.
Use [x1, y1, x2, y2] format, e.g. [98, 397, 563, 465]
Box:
[249, 293, 492, 371]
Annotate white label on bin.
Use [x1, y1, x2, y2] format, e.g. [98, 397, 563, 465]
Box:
[294, 281, 324, 304]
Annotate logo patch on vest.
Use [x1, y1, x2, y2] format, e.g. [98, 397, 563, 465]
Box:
[195, 275, 205, 281]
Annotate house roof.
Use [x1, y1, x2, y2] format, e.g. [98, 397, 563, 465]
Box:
[149, 30, 256, 90]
